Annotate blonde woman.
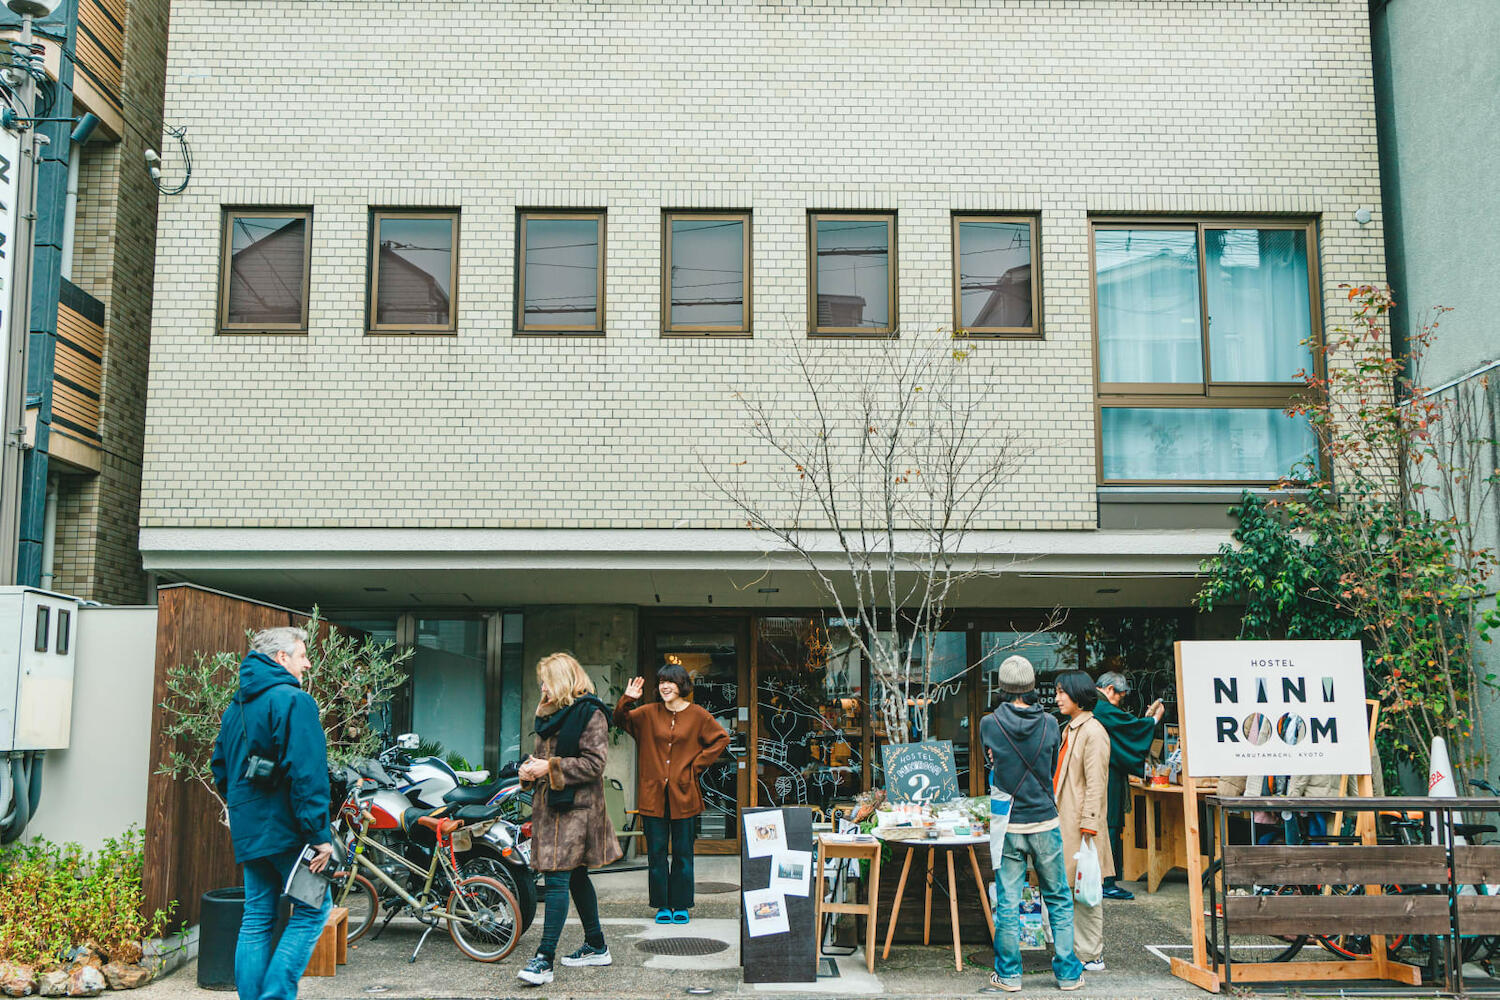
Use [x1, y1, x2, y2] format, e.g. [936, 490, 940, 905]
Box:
[1053, 669, 1113, 973]
[515, 653, 623, 986]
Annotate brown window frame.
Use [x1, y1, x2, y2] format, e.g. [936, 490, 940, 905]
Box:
[515, 209, 607, 336]
[807, 211, 898, 337]
[951, 213, 1041, 338]
[661, 210, 752, 336]
[366, 209, 460, 335]
[1090, 217, 1323, 487]
[217, 208, 313, 335]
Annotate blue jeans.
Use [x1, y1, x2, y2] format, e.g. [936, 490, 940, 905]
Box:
[237, 851, 331, 1000]
[643, 803, 696, 910]
[993, 827, 1084, 987]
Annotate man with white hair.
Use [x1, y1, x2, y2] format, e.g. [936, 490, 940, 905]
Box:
[211, 626, 333, 1000]
[1093, 671, 1164, 900]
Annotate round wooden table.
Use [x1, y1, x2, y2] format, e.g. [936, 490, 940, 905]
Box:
[876, 832, 994, 971]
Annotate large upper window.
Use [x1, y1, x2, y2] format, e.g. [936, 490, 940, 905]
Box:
[663, 211, 751, 335]
[952, 214, 1040, 337]
[517, 211, 605, 334]
[218, 209, 311, 333]
[808, 212, 896, 335]
[1092, 220, 1320, 485]
[368, 210, 458, 334]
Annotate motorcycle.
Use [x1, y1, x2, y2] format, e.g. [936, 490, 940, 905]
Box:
[379, 734, 531, 822]
[333, 758, 537, 934]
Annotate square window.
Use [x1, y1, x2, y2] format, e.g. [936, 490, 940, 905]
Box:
[662, 212, 751, 334]
[952, 215, 1040, 337]
[517, 211, 605, 334]
[368, 210, 459, 333]
[808, 212, 896, 335]
[219, 209, 312, 333]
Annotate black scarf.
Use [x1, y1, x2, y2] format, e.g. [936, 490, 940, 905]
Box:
[534, 695, 606, 811]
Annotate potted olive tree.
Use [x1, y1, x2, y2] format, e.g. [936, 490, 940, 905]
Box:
[156, 611, 410, 988]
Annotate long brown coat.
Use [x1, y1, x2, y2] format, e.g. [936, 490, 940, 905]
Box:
[527, 708, 623, 873]
[1055, 711, 1115, 880]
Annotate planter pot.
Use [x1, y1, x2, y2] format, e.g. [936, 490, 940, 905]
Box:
[197, 887, 290, 991]
[197, 887, 244, 991]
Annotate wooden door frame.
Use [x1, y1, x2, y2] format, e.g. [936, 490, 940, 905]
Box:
[638, 610, 752, 855]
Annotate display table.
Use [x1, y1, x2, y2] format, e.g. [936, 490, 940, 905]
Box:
[814, 834, 881, 973]
[1121, 779, 1218, 892]
[877, 833, 994, 971]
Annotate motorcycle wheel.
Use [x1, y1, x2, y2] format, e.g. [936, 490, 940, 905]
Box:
[460, 844, 537, 934]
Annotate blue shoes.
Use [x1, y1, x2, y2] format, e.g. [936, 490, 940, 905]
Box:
[655, 908, 673, 924]
[671, 909, 690, 924]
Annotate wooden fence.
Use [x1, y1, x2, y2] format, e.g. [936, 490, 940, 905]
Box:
[142, 584, 312, 929]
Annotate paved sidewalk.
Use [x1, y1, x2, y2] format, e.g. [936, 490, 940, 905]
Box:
[134, 859, 1214, 999]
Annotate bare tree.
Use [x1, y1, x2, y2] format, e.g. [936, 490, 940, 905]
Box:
[703, 333, 1063, 744]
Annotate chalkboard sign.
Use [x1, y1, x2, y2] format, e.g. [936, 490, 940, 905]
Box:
[881, 739, 962, 804]
[740, 806, 816, 984]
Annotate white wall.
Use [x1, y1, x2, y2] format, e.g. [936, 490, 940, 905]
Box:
[27, 606, 158, 850]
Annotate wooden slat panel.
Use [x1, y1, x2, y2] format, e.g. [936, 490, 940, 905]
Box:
[53, 381, 100, 431]
[1222, 845, 1448, 885]
[79, 0, 122, 58]
[54, 346, 101, 395]
[58, 305, 105, 356]
[1224, 893, 1450, 936]
[1454, 845, 1500, 885]
[76, 30, 122, 99]
[1457, 894, 1500, 935]
[94, 0, 126, 29]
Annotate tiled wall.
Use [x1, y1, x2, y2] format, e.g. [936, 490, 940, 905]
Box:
[143, 1, 1388, 532]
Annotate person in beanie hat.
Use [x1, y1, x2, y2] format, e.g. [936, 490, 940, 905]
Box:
[980, 655, 1084, 992]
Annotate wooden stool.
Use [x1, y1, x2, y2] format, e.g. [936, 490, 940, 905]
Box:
[814, 835, 882, 973]
[303, 906, 349, 977]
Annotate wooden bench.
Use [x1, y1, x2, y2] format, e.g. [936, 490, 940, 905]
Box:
[303, 906, 349, 977]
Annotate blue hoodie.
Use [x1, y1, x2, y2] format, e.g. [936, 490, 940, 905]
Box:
[210, 651, 333, 863]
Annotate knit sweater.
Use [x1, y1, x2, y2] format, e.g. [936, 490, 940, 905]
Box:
[613, 696, 730, 818]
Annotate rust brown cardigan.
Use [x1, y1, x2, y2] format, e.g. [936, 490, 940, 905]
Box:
[527, 707, 623, 872]
[613, 696, 730, 819]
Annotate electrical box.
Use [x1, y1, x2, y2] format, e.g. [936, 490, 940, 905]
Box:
[0, 587, 80, 752]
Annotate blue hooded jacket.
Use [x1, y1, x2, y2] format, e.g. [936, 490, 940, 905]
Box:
[210, 651, 333, 863]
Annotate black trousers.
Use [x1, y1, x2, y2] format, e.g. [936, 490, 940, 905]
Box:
[536, 866, 605, 962]
[1105, 825, 1124, 884]
[643, 801, 696, 910]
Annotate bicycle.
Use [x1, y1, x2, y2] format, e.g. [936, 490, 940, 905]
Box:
[334, 779, 521, 963]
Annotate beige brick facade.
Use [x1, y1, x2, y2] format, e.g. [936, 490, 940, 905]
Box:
[54, 0, 169, 604]
[142, 1, 1387, 534]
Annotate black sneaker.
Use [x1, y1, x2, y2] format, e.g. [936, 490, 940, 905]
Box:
[560, 942, 612, 967]
[517, 955, 554, 985]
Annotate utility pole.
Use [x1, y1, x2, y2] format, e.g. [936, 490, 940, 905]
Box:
[0, 7, 43, 586]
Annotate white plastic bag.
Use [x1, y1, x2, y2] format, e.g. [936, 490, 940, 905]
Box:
[1074, 837, 1102, 908]
[988, 785, 1013, 870]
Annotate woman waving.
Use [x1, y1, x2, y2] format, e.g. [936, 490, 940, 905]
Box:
[614, 664, 730, 924]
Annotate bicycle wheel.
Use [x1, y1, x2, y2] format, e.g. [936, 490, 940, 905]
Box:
[1314, 884, 1408, 959]
[332, 871, 380, 944]
[1201, 858, 1308, 965]
[447, 875, 520, 962]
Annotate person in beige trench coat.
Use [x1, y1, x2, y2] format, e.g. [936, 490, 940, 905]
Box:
[1053, 670, 1114, 969]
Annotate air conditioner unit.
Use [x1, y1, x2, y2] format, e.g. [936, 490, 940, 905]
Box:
[0, 586, 80, 752]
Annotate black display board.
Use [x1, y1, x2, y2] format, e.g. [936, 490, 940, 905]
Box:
[740, 806, 816, 984]
[881, 739, 961, 804]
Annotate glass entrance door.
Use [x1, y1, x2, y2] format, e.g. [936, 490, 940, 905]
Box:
[640, 616, 749, 854]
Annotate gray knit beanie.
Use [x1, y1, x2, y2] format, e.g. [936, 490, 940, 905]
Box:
[995, 655, 1036, 695]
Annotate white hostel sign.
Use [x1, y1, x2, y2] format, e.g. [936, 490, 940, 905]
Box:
[1178, 640, 1370, 778]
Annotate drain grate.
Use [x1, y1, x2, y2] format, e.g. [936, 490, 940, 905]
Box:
[696, 881, 739, 894]
[636, 936, 731, 957]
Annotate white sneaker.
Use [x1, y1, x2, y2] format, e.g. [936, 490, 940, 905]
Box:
[1083, 958, 1106, 972]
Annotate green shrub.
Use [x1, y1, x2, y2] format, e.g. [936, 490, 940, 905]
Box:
[0, 828, 173, 968]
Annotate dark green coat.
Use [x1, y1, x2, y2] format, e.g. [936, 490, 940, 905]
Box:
[1093, 699, 1158, 829]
